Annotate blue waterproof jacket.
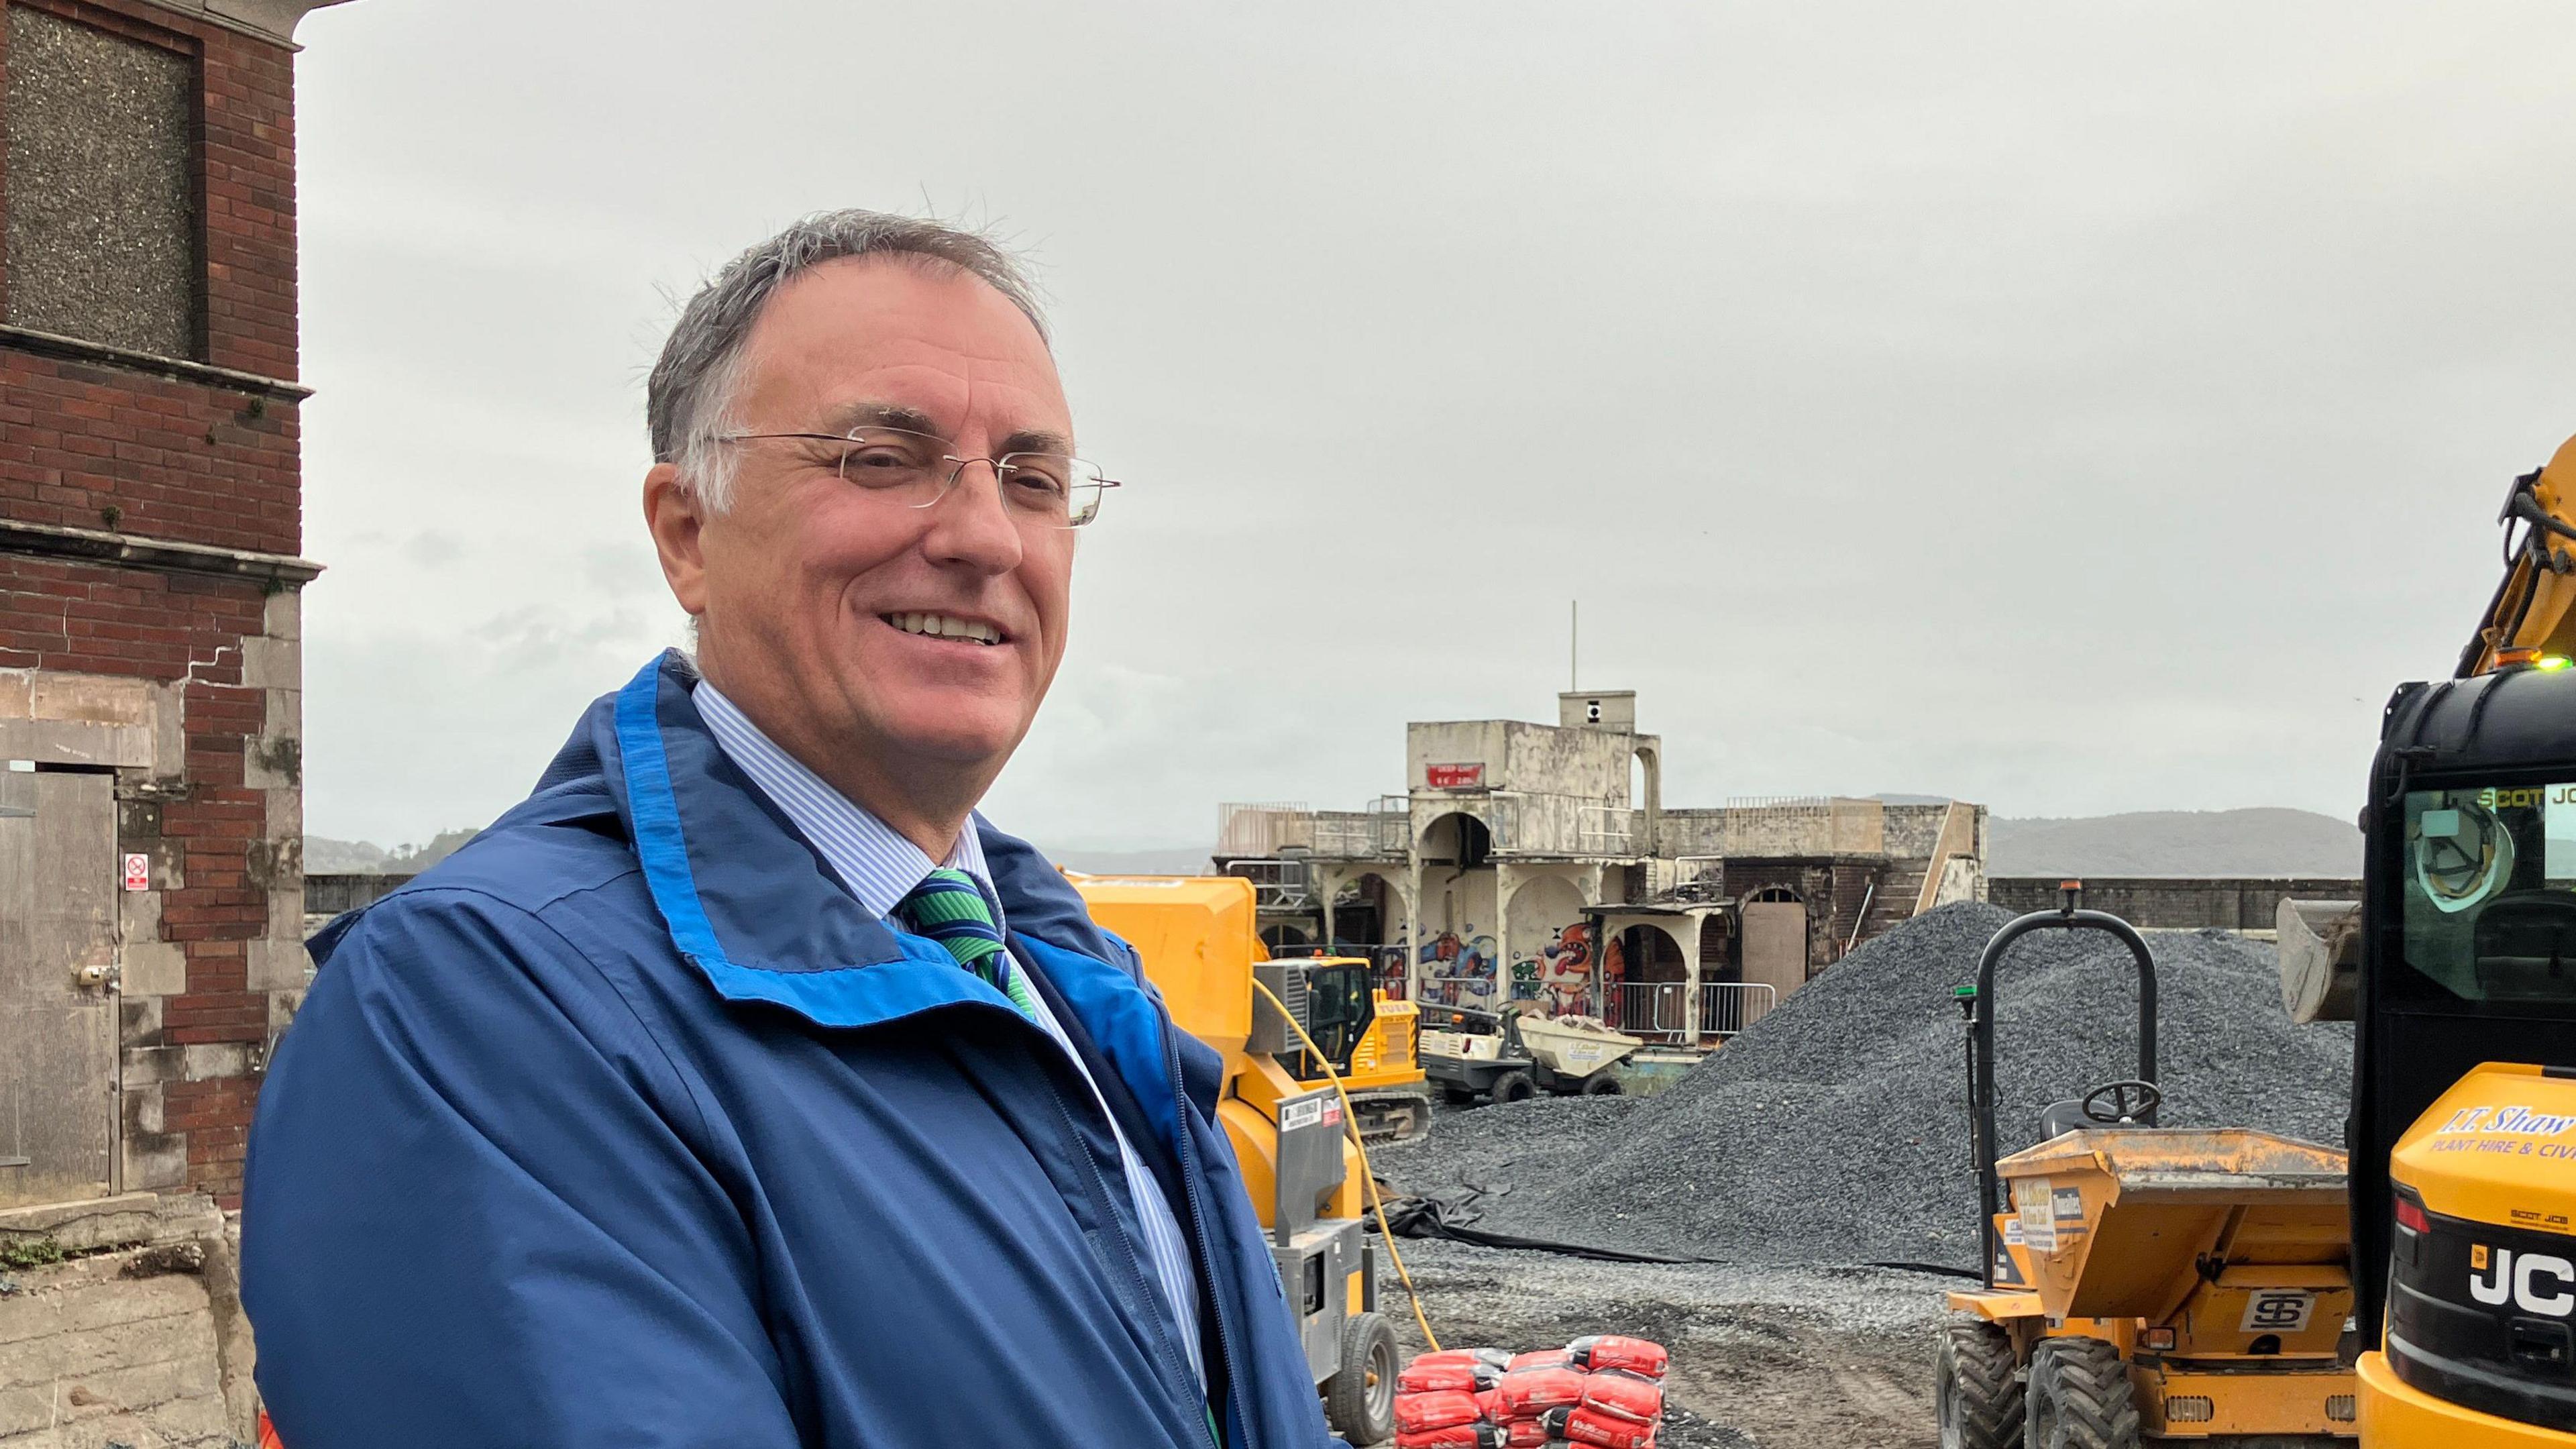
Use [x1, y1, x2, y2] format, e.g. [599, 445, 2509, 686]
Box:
[243, 653, 1339, 1449]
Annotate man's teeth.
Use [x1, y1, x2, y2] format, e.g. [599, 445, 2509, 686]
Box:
[889, 612, 1003, 645]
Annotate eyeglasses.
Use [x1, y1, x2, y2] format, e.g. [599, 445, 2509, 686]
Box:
[714, 425, 1120, 528]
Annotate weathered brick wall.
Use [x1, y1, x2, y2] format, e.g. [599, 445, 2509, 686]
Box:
[1718, 856, 1892, 975]
[0, 0, 309, 1210]
[0, 566, 304, 1205]
[0, 351, 299, 553]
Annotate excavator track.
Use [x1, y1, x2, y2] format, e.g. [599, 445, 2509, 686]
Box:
[1350, 1088, 1433, 1143]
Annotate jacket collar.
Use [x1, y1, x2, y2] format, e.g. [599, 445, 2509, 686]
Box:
[554, 652, 1149, 1028]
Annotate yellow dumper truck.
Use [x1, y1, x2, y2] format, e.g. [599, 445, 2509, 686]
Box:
[1937, 896, 2359, 1447]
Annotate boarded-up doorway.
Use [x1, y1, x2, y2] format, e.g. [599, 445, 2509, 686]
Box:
[0, 768, 118, 1207]
[1740, 898, 1809, 1004]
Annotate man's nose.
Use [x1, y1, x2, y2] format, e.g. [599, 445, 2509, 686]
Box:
[920, 458, 1026, 573]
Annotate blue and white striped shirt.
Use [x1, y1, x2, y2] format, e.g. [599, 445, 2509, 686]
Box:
[694, 682, 1205, 1388]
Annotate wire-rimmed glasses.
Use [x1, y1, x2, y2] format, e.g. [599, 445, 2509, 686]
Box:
[716, 425, 1120, 528]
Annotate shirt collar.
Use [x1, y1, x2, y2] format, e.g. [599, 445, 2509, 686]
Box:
[693, 680, 1000, 926]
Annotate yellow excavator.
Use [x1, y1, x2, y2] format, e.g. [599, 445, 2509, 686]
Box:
[2275, 432, 2576, 1445]
[1067, 873, 1423, 1444]
[1070, 873, 1431, 1142]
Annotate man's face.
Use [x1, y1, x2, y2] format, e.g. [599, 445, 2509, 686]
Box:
[670, 256, 1076, 780]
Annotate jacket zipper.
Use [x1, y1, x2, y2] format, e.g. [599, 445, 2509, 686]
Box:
[986, 967, 1216, 1449]
[1163, 1016, 1248, 1449]
[1025, 1034, 1205, 1428]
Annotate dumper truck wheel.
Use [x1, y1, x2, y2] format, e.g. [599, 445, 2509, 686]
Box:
[1491, 1069, 1538, 1104]
[1934, 1318, 2021, 1449]
[1326, 1310, 1397, 1444]
[1440, 1084, 1479, 1104]
[1580, 1071, 1624, 1096]
[2026, 1336, 2139, 1449]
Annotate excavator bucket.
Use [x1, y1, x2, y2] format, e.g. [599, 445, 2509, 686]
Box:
[2278, 897, 2361, 1024]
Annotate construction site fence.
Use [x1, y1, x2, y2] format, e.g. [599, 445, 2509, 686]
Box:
[1700, 981, 1778, 1038]
[1607, 981, 1779, 1044]
[1417, 973, 1508, 1009]
[1606, 981, 1686, 1040]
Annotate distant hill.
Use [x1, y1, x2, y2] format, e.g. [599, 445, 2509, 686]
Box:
[1987, 808, 2359, 878]
[305, 829, 480, 875]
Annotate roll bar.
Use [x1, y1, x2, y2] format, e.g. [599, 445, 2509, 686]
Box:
[1970, 888, 2159, 1287]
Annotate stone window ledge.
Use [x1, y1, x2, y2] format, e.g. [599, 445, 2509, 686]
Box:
[0, 518, 323, 586]
[0, 323, 311, 402]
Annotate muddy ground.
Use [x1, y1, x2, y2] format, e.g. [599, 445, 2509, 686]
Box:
[1368, 1238, 1953, 1449]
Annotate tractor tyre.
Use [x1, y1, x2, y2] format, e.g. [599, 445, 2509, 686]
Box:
[1325, 1310, 1397, 1445]
[1491, 1069, 1538, 1104]
[2025, 1336, 2139, 1449]
[1580, 1071, 1625, 1096]
[1933, 1318, 2022, 1449]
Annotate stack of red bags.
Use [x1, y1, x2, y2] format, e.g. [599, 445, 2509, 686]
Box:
[1391, 1334, 1670, 1448]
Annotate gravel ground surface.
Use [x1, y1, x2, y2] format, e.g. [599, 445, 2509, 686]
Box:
[1375, 1238, 1949, 1449]
[1375, 902, 2353, 1268]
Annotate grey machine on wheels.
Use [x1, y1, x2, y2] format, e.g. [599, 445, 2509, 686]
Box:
[1256, 973, 1397, 1446]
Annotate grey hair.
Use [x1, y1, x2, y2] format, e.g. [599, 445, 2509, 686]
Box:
[646, 209, 1049, 513]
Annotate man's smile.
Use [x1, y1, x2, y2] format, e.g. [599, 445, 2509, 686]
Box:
[880, 610, 1009, 646]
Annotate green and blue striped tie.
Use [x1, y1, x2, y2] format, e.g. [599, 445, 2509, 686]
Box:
[896, 868, 1038, 1018]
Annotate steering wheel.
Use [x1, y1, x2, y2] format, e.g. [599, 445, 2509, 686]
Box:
[2082, 1079, 2161, 1125]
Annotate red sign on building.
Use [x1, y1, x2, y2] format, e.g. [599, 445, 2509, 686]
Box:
[1426, 762, 1484, 790]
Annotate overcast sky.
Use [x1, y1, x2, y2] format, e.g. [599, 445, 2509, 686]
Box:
[291, 1, 2576, 851]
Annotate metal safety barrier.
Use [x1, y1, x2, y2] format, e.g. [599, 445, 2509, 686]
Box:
[1606, 981, 1690, 1043]
[1698, 981, 1779, 1040]
[1419, 973, 1502, 1008]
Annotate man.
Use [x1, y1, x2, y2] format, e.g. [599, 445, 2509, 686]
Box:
[243, 211, 1340, 1449]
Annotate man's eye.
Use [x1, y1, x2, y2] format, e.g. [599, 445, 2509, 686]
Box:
[1002, 462, 1069, 496]
[841, 447, 918, 474]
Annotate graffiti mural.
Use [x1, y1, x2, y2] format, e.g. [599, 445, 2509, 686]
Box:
[1419, 928, 1499, 1007]
[1504, 875, 1592, 1016]
[1510, 920, 1601, 1017]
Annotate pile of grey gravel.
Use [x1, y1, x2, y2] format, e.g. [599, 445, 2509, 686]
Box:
[1376, 901, 2353, 1269]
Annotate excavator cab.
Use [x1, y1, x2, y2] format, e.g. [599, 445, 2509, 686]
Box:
[2338, 671, 2576, 1442]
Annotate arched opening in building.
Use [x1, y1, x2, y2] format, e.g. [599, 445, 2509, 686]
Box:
[1506, 875, 1588, 1015]
[1347, 870, 1409, 995]
[1612, 921, 1691, 1040]
[1419, 811, 1493, 870]
[1632, 742, 1662, 851]
[1260, 922, 1316, 955]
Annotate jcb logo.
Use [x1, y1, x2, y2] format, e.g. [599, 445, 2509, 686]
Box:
[2469, 1247, 2576, 1318]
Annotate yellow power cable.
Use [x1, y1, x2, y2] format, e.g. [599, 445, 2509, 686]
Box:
[1250, 978, 1442, 1354]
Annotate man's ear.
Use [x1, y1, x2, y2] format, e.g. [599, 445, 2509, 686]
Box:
[643, 462, 711, 618]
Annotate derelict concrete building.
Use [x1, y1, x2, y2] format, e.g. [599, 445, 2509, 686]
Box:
[1215, 690, 1987, 1047]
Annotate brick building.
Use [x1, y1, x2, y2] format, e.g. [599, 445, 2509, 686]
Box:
[1, 0, 345, 1220]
